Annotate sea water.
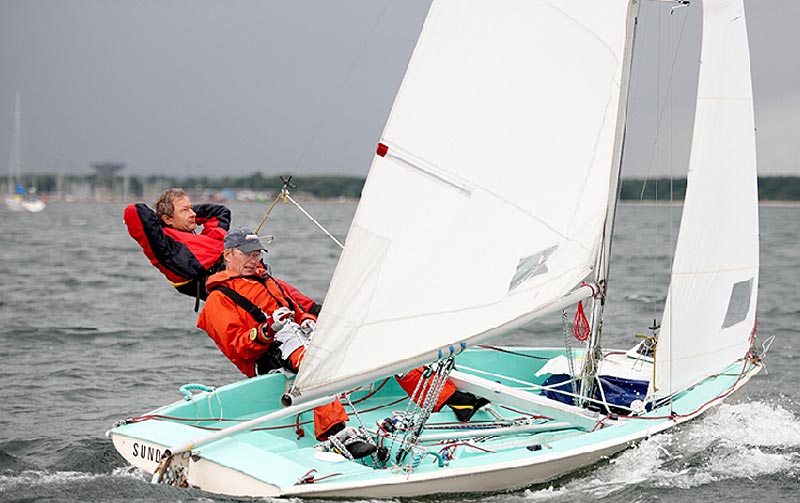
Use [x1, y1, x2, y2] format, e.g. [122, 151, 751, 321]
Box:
[0, 202, 797, 503]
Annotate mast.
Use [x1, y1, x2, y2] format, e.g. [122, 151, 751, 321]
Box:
[8, 92, 22, 195]
[579, 0, 641, 403]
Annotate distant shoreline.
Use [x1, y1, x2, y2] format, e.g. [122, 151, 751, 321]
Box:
[619, 200, 800, 207]
[8, 175, 800, 202]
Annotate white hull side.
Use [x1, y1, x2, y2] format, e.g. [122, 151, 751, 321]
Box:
[4, 196, 45, 212]
[286, 442, 630, 498]
[110, 433, 168, 474]
[21, 199, 45, 212]
[4, 197, 24, 211]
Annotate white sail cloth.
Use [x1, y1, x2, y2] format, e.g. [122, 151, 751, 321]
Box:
[655, 0, 759, 399]
[292, 0, 638, 402]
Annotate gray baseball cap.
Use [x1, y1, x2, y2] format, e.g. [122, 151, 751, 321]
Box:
[224, 227, 271, 252]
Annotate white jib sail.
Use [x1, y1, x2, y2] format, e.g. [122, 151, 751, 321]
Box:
[654, 0, 759, 400]
[293, 0, 638, 402]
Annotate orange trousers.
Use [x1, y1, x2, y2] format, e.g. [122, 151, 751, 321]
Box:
[395, 367, 456, 412]
[287, 346, 349, 440]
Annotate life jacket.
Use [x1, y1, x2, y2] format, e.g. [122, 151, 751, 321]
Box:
[207, 280, 297, 374]
[201, 271, 317, 376]
[200, 271, 346, 440]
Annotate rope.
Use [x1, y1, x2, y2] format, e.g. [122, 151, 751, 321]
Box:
[290, 0, 394, 175]
[573, 302, 591, 341]
[341, 392, 378, 462]
[561, 310, 579, 400]
[394, 358, 456, 466]
[255, 179, 344, 249]
[283, 191, 344, 249]
[475, 344, 549, 360]
[620, 349, 762, 421]
[254, 191, 285, 234]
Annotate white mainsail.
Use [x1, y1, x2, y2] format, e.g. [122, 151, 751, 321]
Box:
[654, 0, 758, 399]
[292, 0, 639, 402]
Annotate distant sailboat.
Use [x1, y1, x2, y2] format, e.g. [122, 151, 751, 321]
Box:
[5, 93, 45, 213]
[109, 0, 763, 497]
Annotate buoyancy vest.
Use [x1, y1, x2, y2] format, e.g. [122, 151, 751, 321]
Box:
[203, 272, 316, 375]
[203, 275, 347, 441]
[208, 281, 289, 374]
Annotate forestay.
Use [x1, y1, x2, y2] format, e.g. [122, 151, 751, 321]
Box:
[655, 0, 758, 399]
[293, 0, 638, 402]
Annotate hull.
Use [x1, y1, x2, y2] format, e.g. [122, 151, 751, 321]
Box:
[4, 196, 23, 211]
[107, 346, 762, 498]
[4, 196, 45, 212]
[21, 199, 45, 212]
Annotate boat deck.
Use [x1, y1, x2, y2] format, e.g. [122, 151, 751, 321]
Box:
[108, 346, 760, 497]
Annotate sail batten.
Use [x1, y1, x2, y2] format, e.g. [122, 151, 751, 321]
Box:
[293, 0, 638, 401]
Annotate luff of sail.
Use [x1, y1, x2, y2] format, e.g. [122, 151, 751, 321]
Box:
[654, 0, 758, 400]
[292, 0, 639, 403]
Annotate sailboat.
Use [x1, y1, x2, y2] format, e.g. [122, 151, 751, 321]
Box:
[107, 0, 763, 497]
[5, 93, 45, 213]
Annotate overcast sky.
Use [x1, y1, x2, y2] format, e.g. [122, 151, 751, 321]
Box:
[1, 0, 797, 180]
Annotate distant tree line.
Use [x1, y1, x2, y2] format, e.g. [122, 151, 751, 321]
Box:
[173, 173, 367, 199]
[619, 177, 800, 201]
[18, 173, 800, 201]
[21, 173, 367, 200]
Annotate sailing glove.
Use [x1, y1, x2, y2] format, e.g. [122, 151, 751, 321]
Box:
[270, 307, 295, 332]
[300, 318, 316, 336]
[258, 323, 274, 343]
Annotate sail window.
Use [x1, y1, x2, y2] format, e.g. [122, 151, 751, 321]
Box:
[508, 245, 558, 292]
[721, 278, 753, 329]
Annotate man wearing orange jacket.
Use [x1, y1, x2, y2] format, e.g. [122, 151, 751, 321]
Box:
[197, 227, 375, 459]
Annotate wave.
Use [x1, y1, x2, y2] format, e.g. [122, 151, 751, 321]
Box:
[0, 465, 311, 503]
[520, 400, 800, 501]
[623, 294, 665, 304]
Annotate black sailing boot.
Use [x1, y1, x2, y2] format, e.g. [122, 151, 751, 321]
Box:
[445, 390, 491, 422]
[331, 426, 377, 460]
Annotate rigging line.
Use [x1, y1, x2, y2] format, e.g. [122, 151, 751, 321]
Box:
[283, 191, 345, 249]
[254, 191, 284, 234]
[624, 354, 760, 422]
[636, 6, 690, 199]
[291, 0, 394, 174]
[666, 7, 679, 415]
[475, 345, 550, 360]
[457, 364, 638, 415]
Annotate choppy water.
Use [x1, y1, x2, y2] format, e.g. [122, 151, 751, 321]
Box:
[0, 202, 798, 502]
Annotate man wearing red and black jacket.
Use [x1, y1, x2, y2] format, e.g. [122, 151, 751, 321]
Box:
[123, 188, 321, 314]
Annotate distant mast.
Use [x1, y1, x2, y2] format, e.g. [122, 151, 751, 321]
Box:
[8, 92, 22, 194]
